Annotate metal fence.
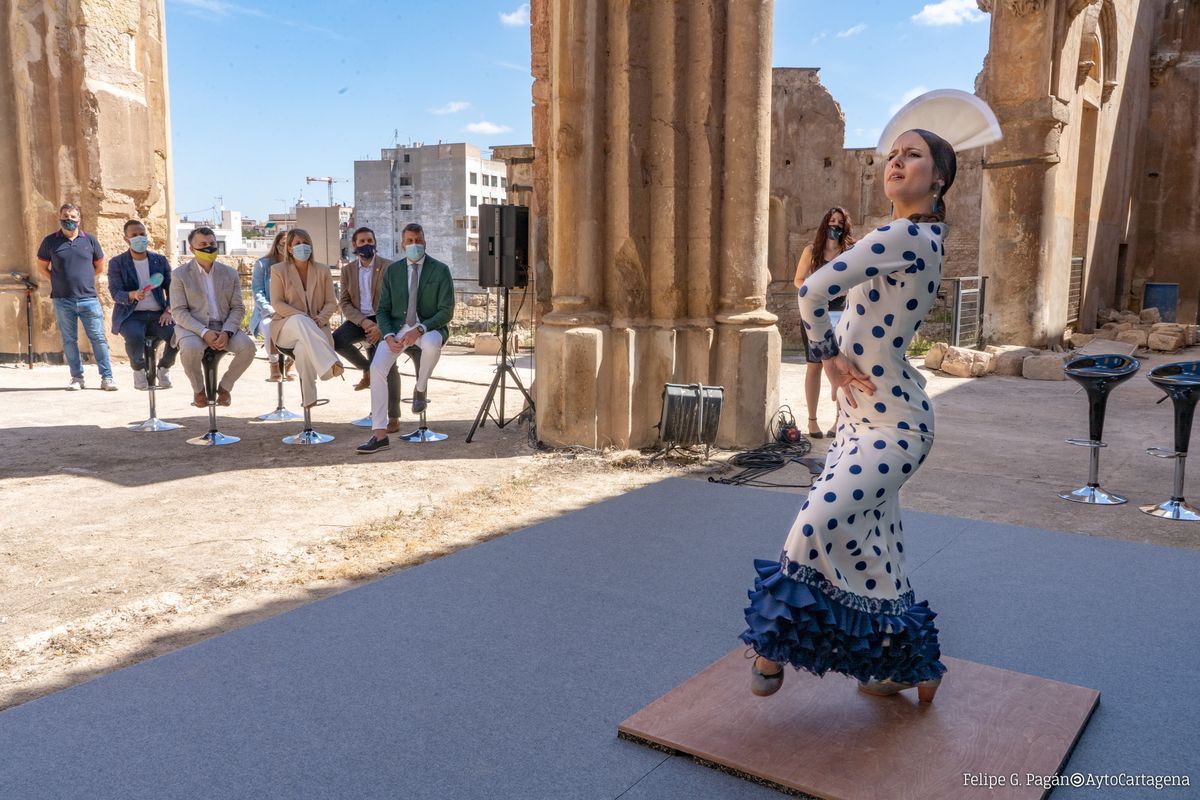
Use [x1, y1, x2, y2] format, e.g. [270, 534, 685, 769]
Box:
[913, 276, 987, 352]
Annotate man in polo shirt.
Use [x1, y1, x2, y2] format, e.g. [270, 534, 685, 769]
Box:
[36, 202, 117, 391]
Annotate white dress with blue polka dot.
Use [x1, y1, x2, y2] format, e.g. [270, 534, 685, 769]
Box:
[741, 220, 948, 685]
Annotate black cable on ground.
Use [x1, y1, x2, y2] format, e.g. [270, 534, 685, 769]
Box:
[709, 405, 821, 488]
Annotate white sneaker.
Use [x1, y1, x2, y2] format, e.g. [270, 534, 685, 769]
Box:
[100, 377, 118, 391]
[66, 377, 84, 391]
[133, 369, 149, 390]
[157, 367, 172, 389]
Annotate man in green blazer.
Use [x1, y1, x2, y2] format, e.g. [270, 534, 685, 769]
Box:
[358, 222, 455, 454]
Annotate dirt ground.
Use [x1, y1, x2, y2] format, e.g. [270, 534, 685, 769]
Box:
[3, 344, 1198, 710]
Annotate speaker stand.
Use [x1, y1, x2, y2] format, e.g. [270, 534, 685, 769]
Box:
[467, 287, 534, 443]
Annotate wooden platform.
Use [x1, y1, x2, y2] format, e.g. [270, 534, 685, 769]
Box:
[619, 650, 1099, 800]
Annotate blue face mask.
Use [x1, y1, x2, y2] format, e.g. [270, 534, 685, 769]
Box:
[129, 235, 149, 253]
[60, 219, 78, 232]
[405, 243, 425, 262]
[292, 244, 313, 261]
[827, 225, 844, 241]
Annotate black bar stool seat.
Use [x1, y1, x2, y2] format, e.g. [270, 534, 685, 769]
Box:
[400, 345, 446, 443]
[130, 337, 183, 433]
[1141, 360, 1200, 521]
[1059, 354, 1139, 504]
[276, 344, 334, 445]
[186, 347, 239, 446]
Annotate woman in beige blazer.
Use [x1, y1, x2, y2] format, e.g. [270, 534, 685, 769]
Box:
[269, 228, 344, 407]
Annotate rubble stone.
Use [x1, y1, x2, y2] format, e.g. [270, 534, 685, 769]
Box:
[1140, 307, 1162, 324]
[923, 342, 949, 370]
[1148, 331, 1185, 352]
[1022, 354, 1068, 381]
[941, 346, 994, 378]
[988, 346, 1041, 376]
[1117, 330, 1149, 348]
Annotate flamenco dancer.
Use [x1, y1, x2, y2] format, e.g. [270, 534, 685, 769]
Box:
[741, 126, 958, 702]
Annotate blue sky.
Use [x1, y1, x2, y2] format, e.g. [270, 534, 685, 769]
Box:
[166, 0, 990, 221]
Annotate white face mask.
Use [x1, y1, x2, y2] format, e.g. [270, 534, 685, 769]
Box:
[129, 235, 149, 253]
[292, 244, 312, 261]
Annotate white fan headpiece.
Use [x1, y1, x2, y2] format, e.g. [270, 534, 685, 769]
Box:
[876, 89, 1002, 155]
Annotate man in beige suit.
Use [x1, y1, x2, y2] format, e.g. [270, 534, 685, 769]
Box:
[171, 227, 257, 408]
[333, 227, 401, 432]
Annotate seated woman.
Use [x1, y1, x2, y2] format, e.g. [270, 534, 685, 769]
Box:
[251, 231, 293, 382]
[268, 229, 344, 408]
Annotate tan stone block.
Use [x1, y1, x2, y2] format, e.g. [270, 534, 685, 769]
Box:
[923, 341, 948, 370]
[1148, 331, 1185, 352]
[989, 346, 1041, 376]
[1022, 353, 1068, 381]
[1114, 322, 1133, 332]
[1116, 330, 1148, 348]
[1118, 312, 1141, 324]
[1140, 307, 1162, 324]
[1092, 328, 1117, 340]
[1068, 332, 1095, 349]
[473, 332, 519, 355]
[1150, 322, 1185, 335]
[941, 346, 994, 378]
[1187, 326, 1200, 346]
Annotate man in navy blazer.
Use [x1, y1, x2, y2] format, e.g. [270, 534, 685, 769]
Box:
[107, 219, 177, 390]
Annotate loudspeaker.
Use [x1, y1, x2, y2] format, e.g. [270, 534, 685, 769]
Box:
[479, 204, 529, 288]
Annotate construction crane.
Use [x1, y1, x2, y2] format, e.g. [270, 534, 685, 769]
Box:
[305, 176, 343, 206]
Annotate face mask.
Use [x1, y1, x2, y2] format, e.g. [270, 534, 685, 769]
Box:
[193, 245, 218, 265]
[292, 244, 313, 261]
[827, 225, 844, 240]
[60, 219, 78, 232]
[355, 244, 376, 260]
[129, 235, 149, 253]
[405, 243, 425, 262]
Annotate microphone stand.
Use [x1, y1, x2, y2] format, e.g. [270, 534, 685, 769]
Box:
[10, 272, 37, 369]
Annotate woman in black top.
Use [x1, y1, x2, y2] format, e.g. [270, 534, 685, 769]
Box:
[794, 207, 855, 438]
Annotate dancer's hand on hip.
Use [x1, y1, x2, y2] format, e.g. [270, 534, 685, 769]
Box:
[824, 354, 875, 408]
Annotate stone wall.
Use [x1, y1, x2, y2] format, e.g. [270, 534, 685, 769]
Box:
[0, 0, 173, 363]
[1131, 0, 1200, 323]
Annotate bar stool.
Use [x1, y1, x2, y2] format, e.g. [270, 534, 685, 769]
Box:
[1059, 354, 1139, 504]
[1141, 360, 1200, 521]
[255, 351, 302, 423]
[186, 348, 239, 446]
[129, 337, 182, 432]
[400, 345, 446, 443]
[276, 345, 334, 445]
[349, 340, 395, 428]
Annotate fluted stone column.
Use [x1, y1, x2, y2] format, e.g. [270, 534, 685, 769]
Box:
[532, 0, 780, 450]
[0, 0, 174, 362]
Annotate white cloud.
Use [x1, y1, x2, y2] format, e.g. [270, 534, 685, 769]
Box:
[889, 85, 931, 115]
[495, 61, 529, 73]
[912, 0, 986, 26]
[810, 31, 828, 46]
[431, 101, 470, 115]
[464, 121, 512, 135]
[499, 3, 530, 26]
[170, 0, 265, 16]
[836, 24, 867, 38]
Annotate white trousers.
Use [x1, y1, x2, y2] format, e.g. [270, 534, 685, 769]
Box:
[370, 324, 443, 429]
[276, 315, 340, 407]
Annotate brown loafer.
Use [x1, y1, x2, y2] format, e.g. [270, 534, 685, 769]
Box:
[354, 373, 371, 391]
[267, 361, 282, 382]
[216, 387, 231, 406]
[386, 418, 401, 434]
[193, 391, 208, 408]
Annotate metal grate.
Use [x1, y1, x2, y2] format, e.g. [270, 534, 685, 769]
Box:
[916, 277, 988, 350]
[1067, 257, 1084, 325]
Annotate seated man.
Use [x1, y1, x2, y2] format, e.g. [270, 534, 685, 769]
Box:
[107, 219, 177, 390]
[332, 226, 401, 432]
[356, 223, 453, 454]
[170, 227, 256, 408]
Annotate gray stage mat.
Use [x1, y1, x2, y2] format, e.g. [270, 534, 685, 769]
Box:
[0, 479, 1195, 799]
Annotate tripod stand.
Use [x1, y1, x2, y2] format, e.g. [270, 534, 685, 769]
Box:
[10, 272, 36, 369]
[466, 286, 534, 443]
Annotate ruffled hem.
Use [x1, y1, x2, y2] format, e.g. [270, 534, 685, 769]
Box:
[739, 558, 947, 684]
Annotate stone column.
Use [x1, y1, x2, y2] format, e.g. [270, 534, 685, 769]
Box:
[977, 0, 1068, 346]
[0, 0, 174, 363]
[532, 0, 780, 450]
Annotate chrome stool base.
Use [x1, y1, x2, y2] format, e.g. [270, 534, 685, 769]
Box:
[1140, 499, 1200, 521]
[400, 426, 447, 443]
[130, 417, 184, 433]
[1059, 485, 1127, 505]
[283, 429, 335, 445]
[256, 407, 302, 422]
[350, 415, 373, 428]
[187, 431, 240, 446]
